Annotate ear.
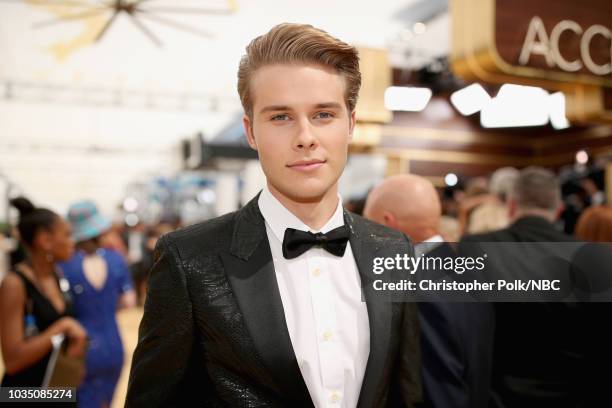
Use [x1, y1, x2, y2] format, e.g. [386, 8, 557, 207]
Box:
[382, 211, 398, 229]
[34, 229, 53, 252]
[508, 198, 517, 219]
[243, 114, 257, 151]
[348, 110, 356, 143]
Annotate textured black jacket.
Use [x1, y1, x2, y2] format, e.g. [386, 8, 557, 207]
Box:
[126, 195, 422, 407]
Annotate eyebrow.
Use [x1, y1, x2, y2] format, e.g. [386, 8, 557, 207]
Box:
[315, 102, 343, 110]
[259, 102, 343, 114]
[259, 105, 290, 114]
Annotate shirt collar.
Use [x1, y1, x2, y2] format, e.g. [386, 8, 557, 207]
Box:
[258, 185, 345, 243]
[414, 234, 445, 257]
[422, 234, 444, 243]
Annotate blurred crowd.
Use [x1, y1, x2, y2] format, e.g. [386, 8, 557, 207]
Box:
[346, 163, 610, 243]
[360, 164, 612, 408]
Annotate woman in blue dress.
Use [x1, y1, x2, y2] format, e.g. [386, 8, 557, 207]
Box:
[59, 200, 136, 408]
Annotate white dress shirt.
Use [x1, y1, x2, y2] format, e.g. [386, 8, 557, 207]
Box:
[258, 187, 370, 408]
[423, 234, 444, 244]
[415, 234, 445, 257]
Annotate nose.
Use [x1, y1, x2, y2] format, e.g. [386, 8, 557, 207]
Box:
[292, 118, 318, 151]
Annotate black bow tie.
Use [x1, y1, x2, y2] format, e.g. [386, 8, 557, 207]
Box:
[282, 225, 350, 260]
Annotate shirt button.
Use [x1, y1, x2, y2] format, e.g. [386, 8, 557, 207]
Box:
[330, 393, 340, 403]
[312, 268, 321, 277]
[322, 330, 333, 341]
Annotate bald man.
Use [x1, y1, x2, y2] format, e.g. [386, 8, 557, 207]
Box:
[365, 175, 494, 408]
[364, 174, 442, 244]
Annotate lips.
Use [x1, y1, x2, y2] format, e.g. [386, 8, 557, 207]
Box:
[287, 159, 326, 171]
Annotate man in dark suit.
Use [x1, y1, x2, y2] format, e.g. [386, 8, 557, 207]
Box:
[462, 166, 610, 408]
[364, 174, 494, 408]
[126, 23, 422, 407]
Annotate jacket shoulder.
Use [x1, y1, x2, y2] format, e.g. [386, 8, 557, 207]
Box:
[348, 212, 413, 245]
[461, 230, 508, 243]
[161, 211, 239, 260]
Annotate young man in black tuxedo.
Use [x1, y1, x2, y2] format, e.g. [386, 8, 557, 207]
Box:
[126, 23, 422, 407]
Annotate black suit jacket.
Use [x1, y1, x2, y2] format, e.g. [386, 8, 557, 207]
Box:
[462, 216, 610, 408]
[126, 195, 422, 407]
[462, 216, 575, 244]
[416, 243, 494, 408]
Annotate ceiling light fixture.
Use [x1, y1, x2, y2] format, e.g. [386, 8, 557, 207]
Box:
[450, 83, 491, 116]
[413, 22, 426, 35]
[444, 173, 458, 187]
[549, 92, 570, 130]
[480, 84, 550, 128]
[384, 86, 432, 112]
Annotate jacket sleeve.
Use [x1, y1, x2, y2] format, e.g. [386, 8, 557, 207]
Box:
[125, 235, 195, 407]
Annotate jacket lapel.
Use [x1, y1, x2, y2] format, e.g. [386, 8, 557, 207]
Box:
[344, 211, 393, 408]
[220, 196, 313, 406]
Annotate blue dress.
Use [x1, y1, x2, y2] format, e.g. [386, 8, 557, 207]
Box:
[59, 248, 134, 408]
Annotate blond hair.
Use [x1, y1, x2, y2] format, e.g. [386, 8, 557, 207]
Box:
[237, 23, 361, 118]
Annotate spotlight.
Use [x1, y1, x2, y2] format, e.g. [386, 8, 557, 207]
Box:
[197, 189, 216, 204]
[575, 149, 589, 165]
[445, 173, 458, 187]
[125, 213, 139, 227]
[123, 197, 138, 212]
[413, 22, 426, 35]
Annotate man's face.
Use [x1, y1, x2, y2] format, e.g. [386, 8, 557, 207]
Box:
[243, 64, 355, 203]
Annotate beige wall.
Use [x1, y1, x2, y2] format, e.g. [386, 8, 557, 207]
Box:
[0, 100, 235, 215]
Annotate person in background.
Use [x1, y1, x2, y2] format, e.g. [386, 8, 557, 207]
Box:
[575, 205, 612, 243]
[462, 167, 574, 243]
[99, 225, 129, 262]
[59, 200, 136, 408]
[439, 186, 462, 242]
[467, 167, 518, 234]
[462, 167, 610, 408]
[439, 215, 460, 242]
[1, 197, 87, 387]
[364, 175, 441, 243]
[364, 174, 494, 408]
[129, 222, 174, 305]
[581, 178, 604, 206]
